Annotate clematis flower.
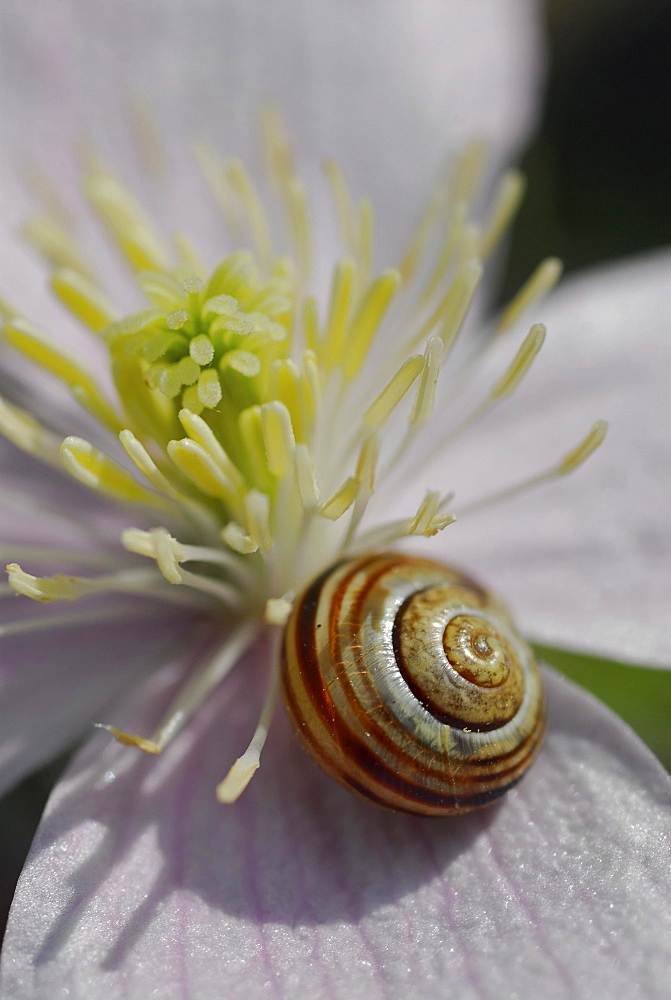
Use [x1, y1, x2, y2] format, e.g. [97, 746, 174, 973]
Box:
[0, 2, 670, 999]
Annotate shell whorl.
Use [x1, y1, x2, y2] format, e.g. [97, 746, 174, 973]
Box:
[281, 552, 545, 816]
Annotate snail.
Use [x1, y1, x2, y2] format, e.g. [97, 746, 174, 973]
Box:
[281, 552, 545, 815]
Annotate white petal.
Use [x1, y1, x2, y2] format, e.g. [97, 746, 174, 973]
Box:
[0, 0, 542, 263]
[3, 651, 670, 999]
[412, 250, 671, 667]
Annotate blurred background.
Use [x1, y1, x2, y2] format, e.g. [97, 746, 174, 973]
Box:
[1, 0, 671, 938]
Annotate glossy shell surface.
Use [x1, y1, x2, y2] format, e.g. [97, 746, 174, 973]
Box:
[281, 552, 545, 815]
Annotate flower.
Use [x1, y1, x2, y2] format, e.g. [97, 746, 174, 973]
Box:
[1, 2, 670, 999]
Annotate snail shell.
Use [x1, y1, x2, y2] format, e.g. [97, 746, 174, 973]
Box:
[281, 552, 545, 816]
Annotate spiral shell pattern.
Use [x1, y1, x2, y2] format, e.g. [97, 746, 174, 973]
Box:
[281, 552, 545, 815]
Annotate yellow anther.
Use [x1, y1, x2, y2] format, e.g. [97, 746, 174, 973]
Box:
[294, 443, 320, 509]
[479, 170, 526, 258]
[269, 358, 307, 441]
[60, 436, 165, 506]
[363, 355, 424, 429]
[558, 420, 608, 475]
[51, 269, 117, 332]
[319, 477, 358, 520]
[22, 214, 90, 278]
[323, 258, 355, 370]
[356, 198, 374, 284]
[406, 492, 456, 537]
[4, 318, 123, 432]
[84, 160, 170, 271]
[264, 596, 294, 627]
[324, 158, 357, 252]
[490, 323, 546, 401]
[355, 434, 380, 493]
[302, 296, 320, 354]
[101, 726, 161, 754]
[498, 258, 563, 333]
[0, 396, 62, 467]
[6, 564, 90, 603]
[136, 271, 184, 310]
[178, 409, 245, 494]
[225, 159, 273, 263]
[221, 522, 258, 555]
[343, 270, 400, 379]
[167, 438, 239, 502]
[410, 336, 443, 426]
[122, 527, 184, 585]
[261, 401, 295, 478]
[244, 490, 273, 551]
[450, 139, 488, 204]
[238, 406, 270, 489]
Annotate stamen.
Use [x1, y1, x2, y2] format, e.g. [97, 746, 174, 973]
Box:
[363, 354, 424, 429]
[60, 436, 172, 510]
[4, 318, 123, 433]
[558, 419, 609, 474]
[123, 526, 183, 584]
[128, 93, 166, 178]
[489, 323, 546, 401]
[398, 182, 446, 283]
[221, 521, 258, 555]
[324, 159, 357, 253]
[194, 141, 241, 236]
[6, 563, 193, 605]
[264, 594, 294, 626]
[225, 159, 273, 263]
[137, 271, 185, 311]
[261, 401, 296, 478]
[341, 434, 380, 545]
[51, 269, 117, 332]
[84, 158, 170, 272]
[123, 527, 257, 589]
[294, 443, 320, 509]
[268, 359, 309, 442]
[409, 335, 444, 427]
[244, 490, 273, 552]
[498, 257, 563, 333]
[404, 323, 548, 490]
[22, 214, 90, 279]
[408, 256, 482, 356]
[343, 270, 400, 379]
[0, 395, 63, 467]
[319, 477, 358, 521]
[323, 258, 355, 370]
[450, 138, 488, 204]
[216, 660, 280, 803]
[479, 170, 526, 258]
[178, 410, 245, 494]
[406, 491, 457, 536]
[357, 198, 374, 286]
[167, 438, 242, 504]
[103, 621, 259, 754]
[459, 420, 609, 516]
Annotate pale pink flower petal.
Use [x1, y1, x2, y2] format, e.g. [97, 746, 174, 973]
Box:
[2, 647, 669, 999]
[419, 251, 671, 667]
[0, 0, 542, 239]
